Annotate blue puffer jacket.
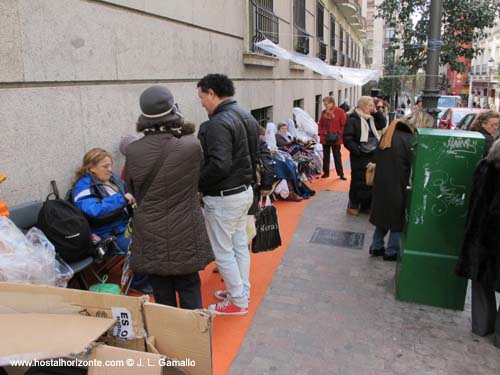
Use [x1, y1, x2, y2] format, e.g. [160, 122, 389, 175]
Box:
[72, 173, 130, 239]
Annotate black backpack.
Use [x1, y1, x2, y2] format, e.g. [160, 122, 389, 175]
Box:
[37, 181, 93, 263]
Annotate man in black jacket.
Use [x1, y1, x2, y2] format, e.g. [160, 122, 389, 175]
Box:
[197, 74, 260, 316]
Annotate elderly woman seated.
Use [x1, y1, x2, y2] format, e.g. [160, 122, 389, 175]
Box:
[275, 122, 294, 147]
[274, 122, 319, 181]
[72, 147, 152, 293]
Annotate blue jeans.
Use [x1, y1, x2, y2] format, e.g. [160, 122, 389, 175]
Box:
[371, 227, 401, 256]
[203, 187, 254, 308]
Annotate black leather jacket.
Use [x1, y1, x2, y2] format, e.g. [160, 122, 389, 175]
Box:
[198, 99, 260, 194]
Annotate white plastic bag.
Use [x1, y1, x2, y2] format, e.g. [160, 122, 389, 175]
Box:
[274, 179, 289, 199]
[246, 215, 256, 243]
[0, 216, 73, 287]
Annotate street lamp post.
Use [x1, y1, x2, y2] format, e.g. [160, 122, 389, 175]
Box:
[389, 48, 396, 122]
[486, 57, 494, 109]
[421, 0, 443, 123]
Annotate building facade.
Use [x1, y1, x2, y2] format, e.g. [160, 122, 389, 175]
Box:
[1, 0, 367, 205]
[365, 0, 385, 75]
[469, 16, 500, 110]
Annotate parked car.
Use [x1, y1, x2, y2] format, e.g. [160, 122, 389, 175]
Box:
[438, 108, 482, 130]
[436, 95, 463, 123]
[455, 109, 486, 131]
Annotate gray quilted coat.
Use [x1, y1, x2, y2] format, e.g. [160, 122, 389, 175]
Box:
[125, 132, 214, 276]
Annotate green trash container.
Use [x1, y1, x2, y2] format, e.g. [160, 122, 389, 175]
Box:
[396, 128, 484, 310]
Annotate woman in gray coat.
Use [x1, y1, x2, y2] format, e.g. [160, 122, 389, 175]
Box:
[125, 85, 214, 309]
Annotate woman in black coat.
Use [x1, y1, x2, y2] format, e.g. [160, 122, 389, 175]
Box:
[369, 111, 434, 261]
[343, 96, 380, 215]
[456, 139, 500, 348]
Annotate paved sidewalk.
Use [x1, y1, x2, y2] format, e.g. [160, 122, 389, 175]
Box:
[229, 191, 500, 375]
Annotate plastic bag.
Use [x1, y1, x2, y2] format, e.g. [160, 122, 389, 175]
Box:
[89, 275, 121, 295]
[274, 179, 289, 199]
[246, 215, 256, 243]
[251, 197, 282, 253]
[0, 216, 73, 287]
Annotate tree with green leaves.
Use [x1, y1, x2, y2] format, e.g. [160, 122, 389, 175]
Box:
[377, 0, 500, 105]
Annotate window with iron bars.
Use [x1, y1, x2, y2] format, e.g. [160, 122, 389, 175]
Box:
[251, 106, 273, 128]
[330, 16, 337, 65]
[249, 0, 279, 53]
[339, 26, 344, 54]
[316, 1, 326, 60]
[293, 98, 304, 109]
[315, 94, 322, 122]
[294, 0, 309, 54]
[345, 32, 350, 64]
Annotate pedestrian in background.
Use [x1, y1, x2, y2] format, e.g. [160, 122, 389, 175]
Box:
[343, 96, 379, 215]
[369, 111, 434, 261]
[197, 74, 260, 316]
[318, 96, 347, 180]
[470, 111, 500, 157]
[125, 85, 214, 309]
[373, 98, 388, 130]
[456, 139, 500, 348]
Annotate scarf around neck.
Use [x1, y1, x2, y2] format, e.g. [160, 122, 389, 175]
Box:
[355, 108, 379, 142]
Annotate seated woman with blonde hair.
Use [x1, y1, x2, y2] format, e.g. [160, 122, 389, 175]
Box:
[73, 148, 134, 254]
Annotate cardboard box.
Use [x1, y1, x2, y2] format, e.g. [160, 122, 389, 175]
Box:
[0, 282, 213, 375]
[89, 345, 165, 375]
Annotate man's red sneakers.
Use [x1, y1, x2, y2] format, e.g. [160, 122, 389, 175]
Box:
[214, 290, 250, 303]
[208, 299, 248, 316]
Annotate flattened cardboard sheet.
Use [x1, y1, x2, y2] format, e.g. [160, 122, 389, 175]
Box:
[143, 303, 212, 375]
[0, 313, 114, 366]
[0, 282, 145, 340]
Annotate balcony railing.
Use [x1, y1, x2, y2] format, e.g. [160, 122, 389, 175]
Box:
[317, 40, 327, 61]
[249, 0, 279, 53]
[294, 26, 310, 55]
[330, 48, 338, 65]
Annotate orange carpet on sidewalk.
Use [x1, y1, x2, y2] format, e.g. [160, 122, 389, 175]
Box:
[203, 148, 351, 375]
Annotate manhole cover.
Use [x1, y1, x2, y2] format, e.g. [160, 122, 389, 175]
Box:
[310, 227, 365, 250]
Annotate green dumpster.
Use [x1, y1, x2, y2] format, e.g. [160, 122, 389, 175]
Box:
[396, 128, 484, 310]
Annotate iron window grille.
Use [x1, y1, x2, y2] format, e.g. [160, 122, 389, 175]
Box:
[294, 26, 310, 55]
[251, 106, 273, 128]
[330, 47, 338, 65]
[315, 94, 322, 122]
[339, 26, 344, 55]
[293, 0, 309, 54]
[317, 40, 327, 61]
[249, 0, 279, 54]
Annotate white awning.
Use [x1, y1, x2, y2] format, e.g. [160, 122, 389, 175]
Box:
[255, 39, 379, 86]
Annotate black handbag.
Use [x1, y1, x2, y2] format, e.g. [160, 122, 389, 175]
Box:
[325, 132, 339, 144]
[359, 137, 378, 154]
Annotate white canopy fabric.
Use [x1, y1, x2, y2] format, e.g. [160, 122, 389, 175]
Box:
[255, 39, 379, 86]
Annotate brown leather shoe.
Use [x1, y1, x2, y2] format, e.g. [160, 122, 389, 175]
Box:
[287, 191, 303, 201]
[346, 207, 359, 216]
